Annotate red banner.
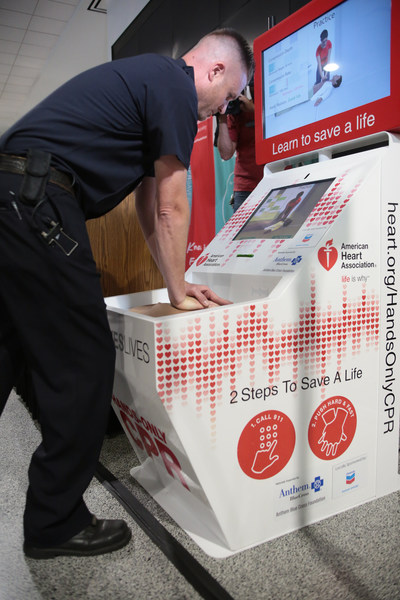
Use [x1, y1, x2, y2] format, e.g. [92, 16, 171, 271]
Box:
[186, 117, 215, 269]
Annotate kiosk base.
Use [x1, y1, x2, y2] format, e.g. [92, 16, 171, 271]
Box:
[130, 461, 236, 557]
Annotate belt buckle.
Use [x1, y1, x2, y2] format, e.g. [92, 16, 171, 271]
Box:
[41, 220, 78, 256]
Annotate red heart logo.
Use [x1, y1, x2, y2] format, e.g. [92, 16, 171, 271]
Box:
[318, 239, 338, 271]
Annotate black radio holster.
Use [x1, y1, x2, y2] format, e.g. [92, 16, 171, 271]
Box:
[19, 149, 52, 207]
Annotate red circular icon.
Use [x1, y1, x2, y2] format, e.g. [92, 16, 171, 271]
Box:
[308, 396, 357, 460]
[237, 410, 295, 479]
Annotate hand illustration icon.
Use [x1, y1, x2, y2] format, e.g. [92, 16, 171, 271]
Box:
[318, 407, 348, 457]
[252, 438, 279, 474]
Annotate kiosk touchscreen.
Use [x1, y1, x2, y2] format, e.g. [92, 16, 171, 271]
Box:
[106, 0, 400, 557]
[234, 180, 334, 240]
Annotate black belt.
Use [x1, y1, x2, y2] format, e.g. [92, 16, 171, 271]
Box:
[0, 153, 75, 196]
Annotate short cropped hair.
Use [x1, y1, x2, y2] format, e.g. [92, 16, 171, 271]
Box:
[205, 28, 254, 81]
[320, 29, 328, 41]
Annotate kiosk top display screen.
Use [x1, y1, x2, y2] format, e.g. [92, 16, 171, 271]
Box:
[234, 178, 334, 241]
[253, 0, 400, 164]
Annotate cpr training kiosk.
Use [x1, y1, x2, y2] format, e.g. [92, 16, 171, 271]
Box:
[106, 0, 400, 557]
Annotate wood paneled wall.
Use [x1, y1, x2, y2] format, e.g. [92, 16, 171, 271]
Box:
[86, 192, 164, 298]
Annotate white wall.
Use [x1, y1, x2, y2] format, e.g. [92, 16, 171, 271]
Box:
[7, 0, 150, 126]
[107, 0, 150, 50]
[22, 1, 108, 114]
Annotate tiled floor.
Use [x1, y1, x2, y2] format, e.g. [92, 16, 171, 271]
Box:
[1, 390, 399, 600]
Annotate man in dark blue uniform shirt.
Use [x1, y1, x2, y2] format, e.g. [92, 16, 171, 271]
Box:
[0, 29, 253, 558]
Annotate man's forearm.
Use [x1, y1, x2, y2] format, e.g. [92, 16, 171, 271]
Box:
[154, 198, 189, 306]
[217, 115, 236, 160]
[135, 178, 161, 268]
[135, 172, 189, 305]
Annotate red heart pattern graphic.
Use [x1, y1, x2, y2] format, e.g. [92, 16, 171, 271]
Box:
[152, 172, 374, 443]
[153, 275, 379, 447]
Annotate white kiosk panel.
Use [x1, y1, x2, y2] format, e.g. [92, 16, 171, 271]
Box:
[107, 133, 400, 556]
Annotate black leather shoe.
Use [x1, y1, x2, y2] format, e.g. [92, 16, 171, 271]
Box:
[23, 516, 132, 559]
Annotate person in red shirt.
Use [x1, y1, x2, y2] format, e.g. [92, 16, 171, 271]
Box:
[315, 29, 332, 85]
[216, 80, 264, 212]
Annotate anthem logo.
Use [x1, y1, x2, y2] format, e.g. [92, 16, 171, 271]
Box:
[311, 475, 324, 492]
[318, 239, 338, 271]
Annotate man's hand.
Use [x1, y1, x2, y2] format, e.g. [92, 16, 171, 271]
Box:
[171, 282, 232, 311]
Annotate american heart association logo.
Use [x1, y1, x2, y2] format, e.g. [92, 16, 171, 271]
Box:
[196, 253, 209, 266]
[318, 239, 338, 271]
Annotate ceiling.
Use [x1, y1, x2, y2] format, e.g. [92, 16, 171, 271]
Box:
[0, 0, 106, 133]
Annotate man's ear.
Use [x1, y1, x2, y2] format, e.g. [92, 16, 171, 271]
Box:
[209, 62, 225, 82]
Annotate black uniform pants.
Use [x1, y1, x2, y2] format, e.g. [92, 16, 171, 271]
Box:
[0, 173, 116, 546]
